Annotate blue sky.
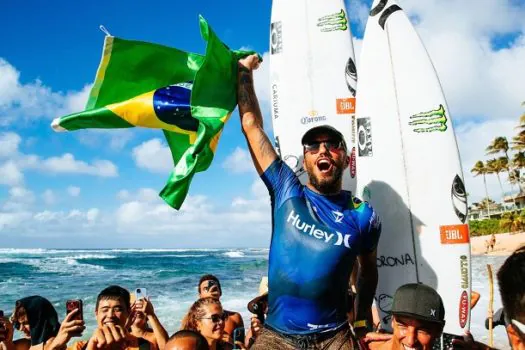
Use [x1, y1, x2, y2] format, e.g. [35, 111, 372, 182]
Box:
[1, 0, 525, 248]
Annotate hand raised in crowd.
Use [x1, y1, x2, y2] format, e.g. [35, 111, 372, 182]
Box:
[86, 323, 129, 350]
[133, 298, 155, 317]
[50, 308, 85, 350]
[249, 316, 262, 339]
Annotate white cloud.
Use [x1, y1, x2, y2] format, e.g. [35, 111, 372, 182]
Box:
[67, 186, 81, 197]
[42, 189, 56, 205]
[222, 147, 254, 174]
[2, 187, 35, 211]
[113, 184, 271, 240]
[40, 153, 118, 177]
[0, 161, 24, 186]
[0, 132, 22, 158]
[0, 58, 91, 126]
[77, 129, 134, 152]
[132, 138, 173, 173]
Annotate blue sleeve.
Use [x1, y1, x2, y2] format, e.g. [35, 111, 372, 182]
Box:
[354, 198, 382, 254]
[260, 159, 302, 208]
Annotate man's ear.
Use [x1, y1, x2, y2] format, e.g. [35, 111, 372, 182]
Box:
[506, 324, 524, 349]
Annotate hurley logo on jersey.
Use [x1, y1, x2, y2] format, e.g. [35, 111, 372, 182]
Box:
[287, 210, 352, 249]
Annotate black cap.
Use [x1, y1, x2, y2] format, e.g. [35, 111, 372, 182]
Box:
[301, 125, 347, 149]
[391, 283, 445, 325]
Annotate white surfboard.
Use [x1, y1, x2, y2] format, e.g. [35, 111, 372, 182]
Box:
[269, 0, 357, 193]
[356, 0, 471, 337]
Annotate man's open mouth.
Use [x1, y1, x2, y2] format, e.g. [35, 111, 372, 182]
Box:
[316, 158, 333, 173]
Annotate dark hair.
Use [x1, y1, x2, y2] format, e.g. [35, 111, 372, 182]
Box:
[181, 297, 222, 331]
[198, 274, 221, 294]
[168, 330, 209, 350]
[497, 246, 525, 324]
[12, 296, 60, 346]
[96, 285, 130, 312]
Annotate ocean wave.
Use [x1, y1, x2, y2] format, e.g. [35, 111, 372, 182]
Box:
[3, 257, 105, 273]
[223, 251, 245, 258]
[108, 248, 220, 253]
[60, 254, 116, 260]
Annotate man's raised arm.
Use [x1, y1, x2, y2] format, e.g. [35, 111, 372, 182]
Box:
[237, 55, 278, 175]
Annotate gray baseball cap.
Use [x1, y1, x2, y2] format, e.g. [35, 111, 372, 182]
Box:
[391, 283, 445, 325]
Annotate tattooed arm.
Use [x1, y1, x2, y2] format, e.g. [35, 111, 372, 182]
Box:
[237, 55, 278, 175]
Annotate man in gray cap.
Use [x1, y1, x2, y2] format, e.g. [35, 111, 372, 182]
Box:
[369, 283, 445, 350]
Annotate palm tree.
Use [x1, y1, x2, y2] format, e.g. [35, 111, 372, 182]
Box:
[512, 152, 525, 192]
[486, 136, 510, 159]
[497, 157, 518, 208]
[471, 160, 491, 217]
[486, 158, 505, 203]
[500, 211, 523, 233]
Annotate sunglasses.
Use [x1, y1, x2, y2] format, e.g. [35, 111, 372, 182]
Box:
[303, 140, 345, 154]
[199, 313, 227, 323]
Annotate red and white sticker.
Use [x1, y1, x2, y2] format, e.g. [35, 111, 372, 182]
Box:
[349, 147, 356, 178]
[440, 224, 470, 244]
[336, 98, 356, 114]
[459, 290, 469, 328]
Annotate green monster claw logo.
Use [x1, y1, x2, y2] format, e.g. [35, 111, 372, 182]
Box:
[408, 104, 448, 133]
[317, 9, 348, 32]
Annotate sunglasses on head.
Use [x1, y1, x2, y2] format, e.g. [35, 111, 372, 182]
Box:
[303, 140, 345, 154]
[199, 313, 227, 323]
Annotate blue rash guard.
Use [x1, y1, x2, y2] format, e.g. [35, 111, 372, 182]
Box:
[261, 159, 381, 335]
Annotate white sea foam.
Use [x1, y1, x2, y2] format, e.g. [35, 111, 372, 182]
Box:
[223, 251, 245, 258]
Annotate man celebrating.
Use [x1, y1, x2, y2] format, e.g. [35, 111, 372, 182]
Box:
[237, 55, 381, 349]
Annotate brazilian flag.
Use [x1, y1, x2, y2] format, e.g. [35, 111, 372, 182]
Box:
[52, 16, 258, 210]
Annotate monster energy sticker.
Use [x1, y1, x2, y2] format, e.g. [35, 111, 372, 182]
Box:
[409, 104, 448, 133]
[357, 117, 373, 157]
[345, 57, 357, 96]
[451, 175, 468, 223]
[317, 9, 348, 32]
[271, 22, 283, 54]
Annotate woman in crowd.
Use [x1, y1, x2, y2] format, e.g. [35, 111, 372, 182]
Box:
[6, 296, 84, 350]
[181, 297, 238, 350]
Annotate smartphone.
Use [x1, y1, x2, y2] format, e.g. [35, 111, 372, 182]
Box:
[232, 327, 245, 349]
[135, 288, 148, 300]
[66, 300, 83, 321]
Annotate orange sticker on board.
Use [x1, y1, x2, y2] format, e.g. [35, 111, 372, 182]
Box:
[440, 224, 470, 244]
[336, 98, 356, 114]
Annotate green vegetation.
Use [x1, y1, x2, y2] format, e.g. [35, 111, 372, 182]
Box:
[469, 209, 525, 236]
[471, 102, 525, 205]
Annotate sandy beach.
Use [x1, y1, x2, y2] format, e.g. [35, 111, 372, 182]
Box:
[471, 231, 525, 256]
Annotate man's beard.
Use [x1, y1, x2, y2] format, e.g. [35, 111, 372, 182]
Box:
[306, 162, 344, 194]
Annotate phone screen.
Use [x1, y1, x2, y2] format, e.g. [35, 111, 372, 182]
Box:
[232, 327, 245, 349]
[66, 300, 83, 321]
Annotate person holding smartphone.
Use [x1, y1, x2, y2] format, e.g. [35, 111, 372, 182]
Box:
[69, 285, 137, 350]
[128, 289, 168, 350]
[197, 275, 244, 347]
[7, 296, 84, 350]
